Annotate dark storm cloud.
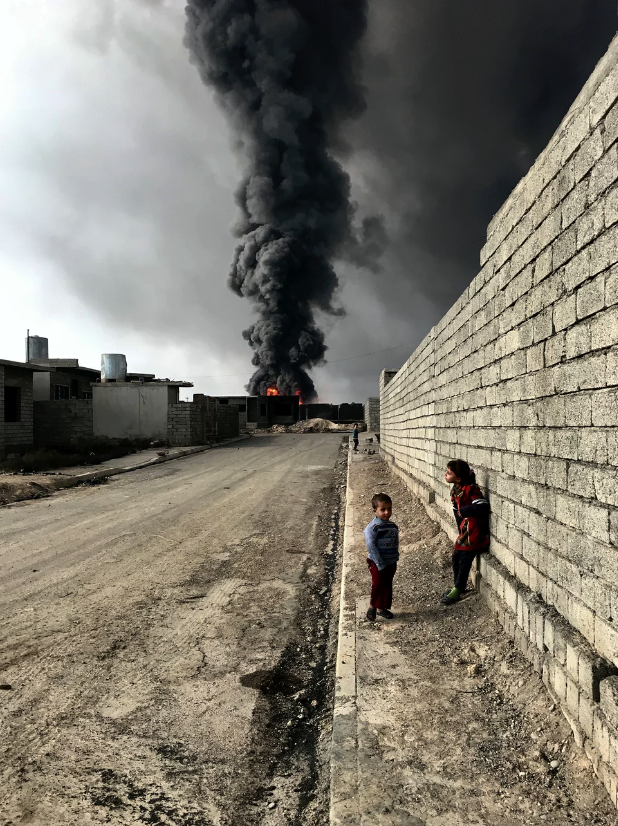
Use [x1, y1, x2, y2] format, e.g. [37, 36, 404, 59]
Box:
[4, 0, 616, 406]
[344, 0, 617, 350]
[184, 0, 385, 402]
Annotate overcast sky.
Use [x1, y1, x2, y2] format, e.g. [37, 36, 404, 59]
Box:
[0, 1, 615, 402]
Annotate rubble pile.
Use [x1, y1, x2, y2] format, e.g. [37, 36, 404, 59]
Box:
[268, 418, 352, 434]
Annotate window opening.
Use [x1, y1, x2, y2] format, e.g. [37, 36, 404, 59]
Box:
[5, 386, 21, 422]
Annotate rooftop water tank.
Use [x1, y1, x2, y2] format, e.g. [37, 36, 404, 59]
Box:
[26, 335, 48, 361]
[101, 354, 127, 382]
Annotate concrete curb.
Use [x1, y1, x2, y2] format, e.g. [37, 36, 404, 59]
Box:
[330, 442, 360, 826]
[49, 435, 252, 492]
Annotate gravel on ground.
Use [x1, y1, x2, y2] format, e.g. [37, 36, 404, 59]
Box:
[344, 446, 616, 824]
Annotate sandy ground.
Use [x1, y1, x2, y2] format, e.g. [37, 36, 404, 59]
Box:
[345, 446, 617, 825]
[0, 434, 347, 826]
[0, 444, 232, 506]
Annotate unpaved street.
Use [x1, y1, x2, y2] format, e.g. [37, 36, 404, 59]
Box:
[0, 434, 346, 826]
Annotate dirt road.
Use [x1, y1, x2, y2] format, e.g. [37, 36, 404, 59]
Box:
[0, 434, 347, 826]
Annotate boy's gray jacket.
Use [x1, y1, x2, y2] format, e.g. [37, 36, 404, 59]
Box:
[364, 517, 399, 570]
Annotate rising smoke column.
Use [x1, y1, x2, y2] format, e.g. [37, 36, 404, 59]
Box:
[185, 0, 372, 401]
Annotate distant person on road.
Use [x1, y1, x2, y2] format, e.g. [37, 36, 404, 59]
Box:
[352, 424, 359, 453]
[442, 459, 490, 605]
[364, 493, 399, 621]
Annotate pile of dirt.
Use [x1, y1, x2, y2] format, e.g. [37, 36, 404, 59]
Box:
[267, 418, 357, 434]
[295, 418, 351, 433]
[266, 418, 355, 434]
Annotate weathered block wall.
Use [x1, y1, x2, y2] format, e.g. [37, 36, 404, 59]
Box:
[0, 366, 35, 456]
[380, 35, 618, 805]
[33, 401, 94, 448]
[167, 396, 238, 445]
[216, 404, 240, 439]
[167, 403, 209, 446]
[364, 398, 380, 432]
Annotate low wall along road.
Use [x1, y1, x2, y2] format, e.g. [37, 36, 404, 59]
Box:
[380, 33, 618, 806]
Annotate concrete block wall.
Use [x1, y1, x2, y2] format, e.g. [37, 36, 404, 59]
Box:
[0, 366, 35, 456]
[167, 403, 207, 446]
[364, 397, 380, 432]
[168, 396, 238, 445]
[33, 401, 94, 448]
[380, 34, 618, 805]
[216, 404, 240, 439]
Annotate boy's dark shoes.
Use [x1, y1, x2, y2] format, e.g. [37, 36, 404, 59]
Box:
[366, 607, 377, 622]
[377, 609, 394, 619]
[441, 593, 460, 605]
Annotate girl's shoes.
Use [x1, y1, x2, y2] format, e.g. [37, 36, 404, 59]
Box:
[366, 607, 377, 622]
[377, 609, 394, 619]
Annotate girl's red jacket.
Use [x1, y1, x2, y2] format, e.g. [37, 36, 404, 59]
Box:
[451, 482, 490, 552]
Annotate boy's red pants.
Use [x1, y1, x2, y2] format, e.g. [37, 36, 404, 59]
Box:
[368, 560, 397, 609]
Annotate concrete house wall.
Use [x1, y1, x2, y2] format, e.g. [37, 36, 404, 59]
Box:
[0, 363, 35, 457]
[34, 401, 94, 448]
[168, 395, 240, 445]
[380, 34, 618, 806]
[216, 396, 248, 429]
[93, 384, 178, 441]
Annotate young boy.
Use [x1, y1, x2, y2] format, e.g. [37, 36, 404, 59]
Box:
[442, 459, 490, 605]
[364, 493, 399, 621]
[352, 424, 359, 453]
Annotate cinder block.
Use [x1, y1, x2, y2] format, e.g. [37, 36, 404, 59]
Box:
[596, 618, 618, 668]
[590, 144, 618, 201]
[606, 186, 618, 230]
[551, 659, 568, 702]
[564, 246, 591, 292]
[553, 225, 578, 268]
[577, 275, 606, 320]
[580, 692, 595, 739]
[593, 709, 611, 766]
[591, 63, 618, 127]
[566, 321, 592, 360]
[554, 621, 568, 666]
[590, 224, 618, 278]
[566, 638, 580, 683]
[580, 500, 610, 544]
[563, 178, 589, 229]
[533, 307, 554, 343]
[581, 651, 616, 702]
[592, 389, 618, 426]
[574, 128, 605, 183]
[567, 676, 580, 717]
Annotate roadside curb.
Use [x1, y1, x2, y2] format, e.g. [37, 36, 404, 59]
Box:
[45, 435, 252, 492]
[330, 441, 360, 826]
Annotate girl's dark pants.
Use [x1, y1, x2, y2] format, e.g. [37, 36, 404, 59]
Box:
[453, 550, 476, 591]
[353, 439, 359, 451]
[368, 560, 397, 609]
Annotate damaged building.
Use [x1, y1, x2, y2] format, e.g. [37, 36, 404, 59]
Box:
[19, 335, 240, 450]
[216, 394, 301, 429]
[0, 359, 47, 459]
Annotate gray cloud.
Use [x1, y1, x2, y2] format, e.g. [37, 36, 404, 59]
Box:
[1, 0, 615, 405]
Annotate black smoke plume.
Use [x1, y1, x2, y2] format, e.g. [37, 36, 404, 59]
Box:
[185, 0, 377, 401]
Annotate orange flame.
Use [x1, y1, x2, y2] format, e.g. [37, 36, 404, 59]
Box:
[266, 386, 303, 403]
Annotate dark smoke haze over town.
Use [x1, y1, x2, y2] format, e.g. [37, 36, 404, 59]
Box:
[0, 0, 616, 401]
